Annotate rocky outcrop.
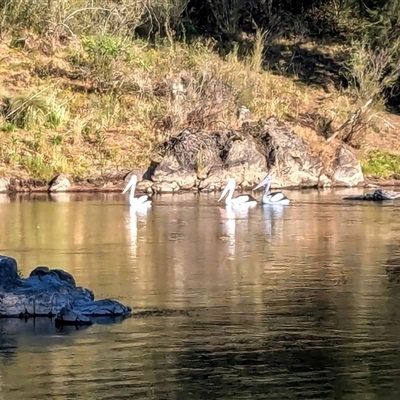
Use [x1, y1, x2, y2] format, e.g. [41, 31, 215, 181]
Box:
[242, 118, 329, 188]
[0, 118, 366, 193]
[343, 189, 400, 201]
[198, 136, 268, 191]
[148, 118, 362, 192]
[0, 255, 131, 327]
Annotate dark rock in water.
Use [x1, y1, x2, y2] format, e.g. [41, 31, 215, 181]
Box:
[0, 257, 19, 288]
[343, 189, 400, 201]
[0, 255, 131, 327]
[29, 266, 50, 277]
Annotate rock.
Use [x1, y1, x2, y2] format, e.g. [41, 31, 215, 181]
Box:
[8, 177, 48, 192]
[198, 137, 267, 190]
[332, 144, 364, 187]
[143, 117, 365, 191]
[0, 255, 131, 327]
[152, 157, 197, 187]
[51, 269, 76, 286]
[343, 189, 400, 201]
[236, 105, 253, 121]
[153, 181, 180, 193]
[151, 155, 197, 192]
[0, 177, 9, 193]
[257, 118, 325, 187]
[198, 175, 223, 191]
[178, 175, 197, 190]
[319, 174, 332, 187]
[225, 137, 268, 181]
[136, 179, 154, 192]
[29, 266, 50, 278]
[48, 173, 71, 192]
[55, 307, 93, 326]
[0, 256, 19, 288]
[152, 155, 182, 178]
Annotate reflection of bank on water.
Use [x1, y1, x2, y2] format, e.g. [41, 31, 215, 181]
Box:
[0, 191, 399, 398]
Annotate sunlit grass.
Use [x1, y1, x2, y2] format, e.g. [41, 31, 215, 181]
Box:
[0, 32, 392, 180]
[361, 150, 400, 178]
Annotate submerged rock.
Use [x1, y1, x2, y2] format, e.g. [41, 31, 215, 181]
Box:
[343, 189, 400, 201]
[0, 255, 131, 327]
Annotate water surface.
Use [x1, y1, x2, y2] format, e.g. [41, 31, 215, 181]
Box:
[0, 188, 400, 399]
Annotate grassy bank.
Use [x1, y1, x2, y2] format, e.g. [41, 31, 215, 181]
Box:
[1, 2, 400, 181]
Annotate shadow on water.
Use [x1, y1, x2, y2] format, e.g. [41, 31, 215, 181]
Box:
[0, 318, 92, 366]
[171, 276, 400, 399]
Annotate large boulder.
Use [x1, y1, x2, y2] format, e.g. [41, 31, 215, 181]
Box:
[151, 155, 197, 193]
[48, 173, 71, 192]
[241, 118, 329, 188]
[332, 144, 364, 187]
[0, 256, 19, 288]
[0, 255, 131, 327]
[198, 137, 267, 191]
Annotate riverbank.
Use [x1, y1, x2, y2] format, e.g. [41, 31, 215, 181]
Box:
[1, 171, 400, 195]
[1, 31, 400, 186]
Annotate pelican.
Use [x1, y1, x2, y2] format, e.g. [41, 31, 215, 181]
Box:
[254, 174, 290, 205]
[122, 175, 152, 207]
[218, 178, 257, 206]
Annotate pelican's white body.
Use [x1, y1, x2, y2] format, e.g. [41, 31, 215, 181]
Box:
[122, 175, 152, 207]
[218, 178, 257, 206]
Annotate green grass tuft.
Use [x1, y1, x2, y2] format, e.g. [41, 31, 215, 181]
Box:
[361, 150, 400, 179]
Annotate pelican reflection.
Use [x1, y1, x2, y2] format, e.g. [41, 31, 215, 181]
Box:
[126, 207, 149, 259]
[219, 206, 251, 258]
[0, 194, 10, 203]
[261, 204, 287, 239]
[49, 193, 73, 203]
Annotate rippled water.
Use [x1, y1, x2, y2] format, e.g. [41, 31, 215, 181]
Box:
[1, 188, 400, 399]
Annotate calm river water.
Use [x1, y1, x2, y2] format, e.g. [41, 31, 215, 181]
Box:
[0, 188, 400, 400]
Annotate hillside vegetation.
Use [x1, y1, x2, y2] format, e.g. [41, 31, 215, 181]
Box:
[1, 0, 400, 180]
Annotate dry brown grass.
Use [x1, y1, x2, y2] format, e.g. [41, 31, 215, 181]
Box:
[0, 33, 399, 179]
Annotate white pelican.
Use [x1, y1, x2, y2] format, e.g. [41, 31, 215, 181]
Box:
[254, 174, 290, 205]
[122, 175, 152, 207]
[218, 178, 257, 206]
